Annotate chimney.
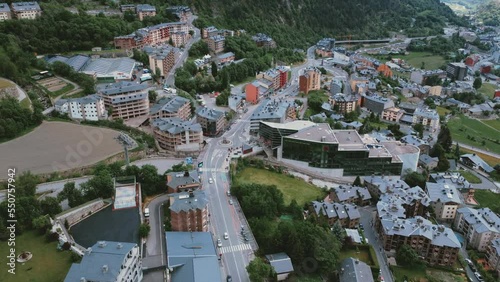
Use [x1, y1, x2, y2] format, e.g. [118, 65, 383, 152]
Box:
[80, 278, 86, 282]
[184, 170, 190, 177]
[321, 136, 326, 142]
[355, 259, 359, 264]
[102, 265, 108, 273]
[166, 174, 172, 184]
[117, 243, 123, 249]
[189, 191, 194, 198]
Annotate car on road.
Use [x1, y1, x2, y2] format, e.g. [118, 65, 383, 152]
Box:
[229, 199, 233, 205]
[217, 239, 222, 247]
[474, 272, 483, 282]
[465, 258, 473, 267]
[144, 208, 150, 218]
[209, 177, 213, 184]
[227, 191, 231, 196]
[224, 232, 229, 240]
[226, 275, 232, 282]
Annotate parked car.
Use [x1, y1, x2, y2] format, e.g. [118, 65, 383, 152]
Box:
[227, 191, 231, 196]
[209, 177, 213, 184]
[144, 208, 150, 217]
[229, 199, 233, 205]
[474, 272, 483, 282]
[217, 239, 222, 247]
[224, 232, 229, 240]
[465, 258, 473, 267]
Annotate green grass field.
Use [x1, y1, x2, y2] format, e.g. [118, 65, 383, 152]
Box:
[459, 147, 500, 167]
[19, 97, 31, 109]
[481, 119, 500, 132]
[391, 266, 467, 282]
[339, 248, 374, 266]
[0, 231, 73, 282]
[397, 51, 446, 70]
[459, 170, 481, 184]
[235, 167, 325, 206]
[474, 190, 500, 213]
[478, 83, 497, 99]
[436, 106, 451, 116]
[447, 115, 500, 155]
[49, 84, 75, 98]
[0, 78, 14, 89]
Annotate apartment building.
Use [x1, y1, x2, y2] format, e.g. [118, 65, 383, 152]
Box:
[136, 4, 156, 21]
[363, 176, 410, 198]
[310, 201, 361, 228]
[329, 93, 358, 114]
[97, 82, 149, 120]
[150, 96, 191, 120]
[410, 69, 447, 85]
[377, 186, 431, 219]
[377, 216, 460, 266]
[446, 62, 467, 81]
[252, 33, 276, 48]
[382, 107, 404, 122]
[250, 99, 294, 133]
[206, 35, 225, 54]
[166, 6, 192, 22]
[10, 2, 41, 19]
[361, 94, 395, 115]
[196, 107, 226, 136]
[55, 94, 107, 121]
[329, 185, 372, 206]
[299, 67, 321, 95]
[152, 118, 203, 154]
[454, 207, 500, 251]
[170, 31, 189, 47]
[64, 241, 143, 282]
[426, 182, 462, 221]
[412, 107, 440, 131]
[487, 239, 500, 277]
[0, 3, 11, 21]
[315, 38, 336, 57]
[256, 69, 281, 91]
[166, 170, 200, 193]
[114, 22, 189, 50]
[144, 45, 176, 78]
[169, 190, 209, 232]
[202, 26, 219, 39]
[215, 52, 235, 65]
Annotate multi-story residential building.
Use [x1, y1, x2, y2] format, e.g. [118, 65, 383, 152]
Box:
[166, 170, 200, 193]
[315, 38, 336, 57]
[136, 4, 156, 21]
[114, 22, 189, 50]
[410, 69, 447, 85]
[275, 66, 290, 88]
[245, 81, 261, 104]
[144, 45, 176, 78]
[382, 107, 404, 122]
[169, 31, 190, 47]
[310, 201, 361, 228]
[169, 190, 209, 232]
[196, 107, 226, 136]
[120, 4, 136, 12]
[329, 93, 358, 114]
[454, 207, 500, 251]
[152, 118, 203, 154]
[252, 33, 276, 48]
[299, 67, 321, 95]
[250, 99, 294, 133]
[330, 79, 343, 95]
[349, 75, 369, 92]
[412, 107, 440, 131]
[487, 239, 500, 277]
[166, 6, 192, 22]
[339, 258, 374, 282]
[460, 153, 495, 174]
[446, 62, 467, 81]
[363, 176, 410, 199]
[329, 185, 372, 206]
[426, 182, 462, 221]
[55, 94, 107, 121]
[206, 35, 225, 54]
[64, 241, 143, 282]
[150, 96, 191, 120]
[202, 26, 219, 39]
[97, 82, 149, 120]
[0, 3, 11, 21]
[165, 232, 221, 282]
[215, 52, 235, 65]
[377, 216, 460, 266]
[256, 69, 282, 91]
[377, 186, 431, 219]
[361, 94, 395, 115]
[10, 2, 41, 19]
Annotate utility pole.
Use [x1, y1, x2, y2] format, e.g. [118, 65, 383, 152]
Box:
[115, 133, 135, 167]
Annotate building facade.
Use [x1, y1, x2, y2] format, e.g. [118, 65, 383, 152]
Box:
[64, 241, 143, 282]
[196, 107, 226, 136]
[329, 185, 372, 206]
[97, 82, 149, 120]
[362, 94, 395, 115]
[329, 93, 358, 114]
[136, 4, 156, 21]
[377, 216, 460, 266]
[207, 35, 225, 54]
[150, 96, 191, 121]
[426, 182, 462, 221]
[169, 190, 209, 232]
[446, 63, 467, 81]
[412, 107, 440, 131]
[299, 67, 321, 95]
[152, 118, 203, 155]
[310, 201, 361, 228]
[454, 207, 500, 251]
[55, 94, 107, 121]
[10, 2, 41, 19]
[0, 3, 11, 21]
[487, 239, 500, 277]
[382, 107, 404, 122]
[166, 170, 200, 194]
[144, 45, 176, 78]
[245, 82, 260, 104]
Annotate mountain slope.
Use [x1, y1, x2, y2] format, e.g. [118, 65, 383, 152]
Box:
[476, 0, 500, 26]
[184, 0, 466, 48]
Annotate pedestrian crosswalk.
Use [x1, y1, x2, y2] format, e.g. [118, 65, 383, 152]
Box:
[219, 243, 252, 254]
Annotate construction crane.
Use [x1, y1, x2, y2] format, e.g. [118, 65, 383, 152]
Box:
[115, 133, 136, 166]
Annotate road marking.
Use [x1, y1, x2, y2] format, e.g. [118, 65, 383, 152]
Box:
[220, 243, 252, 254]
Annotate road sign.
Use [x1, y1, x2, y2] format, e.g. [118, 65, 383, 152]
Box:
[198, 162, 204, 168]
[185, 157, 193, 165]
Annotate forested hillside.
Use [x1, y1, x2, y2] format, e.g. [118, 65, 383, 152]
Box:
[174, 0, 467, 48]
[476, 0, 500, 26]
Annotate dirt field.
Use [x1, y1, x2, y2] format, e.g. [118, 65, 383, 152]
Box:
[0, 122, 124, 177]
[38, 77, 68, 92]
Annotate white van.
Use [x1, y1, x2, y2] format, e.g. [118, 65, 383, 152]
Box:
[144, 208, 150, 218]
